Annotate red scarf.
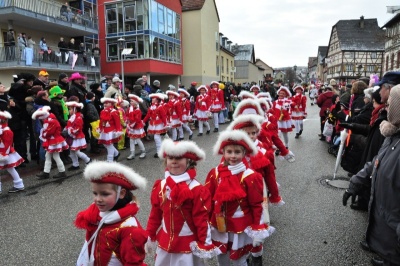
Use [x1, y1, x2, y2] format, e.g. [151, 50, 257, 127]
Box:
[370, 104, 385, 127]
[165, 168, 196, 206]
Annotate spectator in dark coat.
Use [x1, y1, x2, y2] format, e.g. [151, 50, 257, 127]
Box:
[151, 80, 160, 94]
[340, 83, 352, 106]
[89, 83, 103, 114]
[58, 73, 69, 95]
[66, 72, 87, 103]
[85, 92, 100, 154]
[317, 85, 334, 140]
[349, 81, 367, 117]
[32, 69, 49, 90]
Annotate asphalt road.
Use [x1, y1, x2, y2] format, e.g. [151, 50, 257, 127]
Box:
[0, 100, 373, 266]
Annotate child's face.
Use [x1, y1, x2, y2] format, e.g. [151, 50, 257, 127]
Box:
[91, 183, 121, 212]
[104, 102, 112, 108]
[278, 91, 286, 98]
[152, 98, 158, 104]
[130, 100, 138, 107]
[68, 107, 74, 115]
[166, 156, 188, 175]
[223, 145, 245, 166]
[242, 126, 259, 142]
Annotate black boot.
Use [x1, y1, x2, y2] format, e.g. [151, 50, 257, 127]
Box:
[213, 128, 219, 133]
[299, 129, 303, 135]
[206, 130, 210, 135]
[250, 255, 263, 266]
[295, 133, 300, 139]
[53, 172, 67, 179]
[36, 172, 50, 180]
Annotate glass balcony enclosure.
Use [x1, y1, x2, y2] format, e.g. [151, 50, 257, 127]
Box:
[105, 0, 181, 63]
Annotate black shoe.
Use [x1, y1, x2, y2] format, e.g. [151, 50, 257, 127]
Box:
[154, 153, 159, 158]
[295, 133, 299, 139]
[68, 165, 80, 171]
[178, 138, 184, 141]
[250, 255, 263, 266]
[36, 172, 50, 180]
[53, 172, 67, 179]
[371, 257, 384, 266]
[350, 200, 368, 212]
[359, 240, 370, 252]
[319, 136, 326, 141]
[189, 134, 193, 140]
[213, 128, 219, 133]
[299, 129, 303, 135]
[275, 150, 281, 156]
[8, 187, 25, 193]
[197, 133, 203, 136]
[206, 130, 210, 135]
[114, 153, 120, 162]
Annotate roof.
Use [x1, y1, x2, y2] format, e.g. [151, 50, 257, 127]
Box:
[231, 44, 255, 62]
[382, 13, 400, 28]
[334, 18, 385, 51]
[318, 46, 328, 58]
[181, 0, 205, 11]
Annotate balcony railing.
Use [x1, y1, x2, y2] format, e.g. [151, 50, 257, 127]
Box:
[0, 44, 100, 72]
[0, 0, 98, 29]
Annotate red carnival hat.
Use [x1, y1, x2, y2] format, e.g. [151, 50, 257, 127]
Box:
[213, 130, 257, 156]
[210, 81, 219, 87]
[293, 85, 304, 92]
[32, 106, 51, 120]
[232, 98, 264, 119]
[150, 93, 167, 100]
[257, 98, 271, 110]
[197, 85, 208, 92]
[128, 94, 143, 103]
[65, 101, 84, 109]
[227, 114, 264, 131]
[166, 90, 179, 97]
[84, 161, 147, 191]
[0, 110, 12, 120]
[250, 85, 260, 92]
[277, 86, 292, 97]
[178, 88, 190, 97]
[238, 90, 256, 100]
[191, 81, 197, 86]
[101, 97, 118, 104]
[256, 92, 271, 99]
[68, 72, 86, 81]
[158, 139, 205, 161]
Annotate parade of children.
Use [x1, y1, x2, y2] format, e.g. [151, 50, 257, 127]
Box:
[6, 73, 396, 266]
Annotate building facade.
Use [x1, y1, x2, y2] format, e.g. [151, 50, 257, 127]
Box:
[382, 13, 400, 72]
[255, 58, 274, 83]
[181, 0, 220, 87]
[325, 16, 385, 83]
[0, 0, 99, 83]
[231, 44, 264, 85]
[98, 0, 183, 88]
[316, 46, 328, 83]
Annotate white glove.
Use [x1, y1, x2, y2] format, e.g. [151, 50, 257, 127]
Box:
[144, 237, 157, 255]
[252, 237, 264, 247]
[284, 151, 295, 163]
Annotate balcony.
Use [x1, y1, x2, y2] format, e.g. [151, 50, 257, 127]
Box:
[0, 44, 100, 73]
[0, 0, 98, 36]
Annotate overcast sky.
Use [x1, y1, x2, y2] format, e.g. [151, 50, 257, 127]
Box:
[215, 0, 399, 68]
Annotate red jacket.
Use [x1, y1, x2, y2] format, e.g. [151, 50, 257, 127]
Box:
[272, 98, 292, 121]
[291, 93, 307, 118]
[99, 107, 122, 133]
[180, 98, 191, 119]
[195, 94, 210, 112]
[0, 126, 15, 156]
[41, 114, 65, 146]
[65, 112, 85, 139]
[143, 104, 167, 126]
[317, 91, 334, 117]
[208, 88, 224, 112]
[126, 106, 144, 130]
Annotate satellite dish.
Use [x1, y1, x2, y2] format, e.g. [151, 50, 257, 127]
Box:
[387, 6, 400, 14]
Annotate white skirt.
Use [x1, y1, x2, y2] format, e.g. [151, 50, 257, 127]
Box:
[291, 111, 305, 120]
[127, 128, 145, 139]
[155, 247, 205, 266]
[170, 118, 181, 128]
[0, 152, 24, 169]
[148, 123, 167, 134]
[46, 141, 69, 153]
[70, 138, 87, 151]
[98, 132, 119, 145]
[277, 120, 294, 132]
[195, 110, 209, 121]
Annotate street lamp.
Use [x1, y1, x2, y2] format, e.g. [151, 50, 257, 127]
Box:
[118, 38, 126, 89]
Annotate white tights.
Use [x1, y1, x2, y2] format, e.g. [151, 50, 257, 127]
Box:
[178, 123, 192, 138]
[129, 138, 145, 154]
[0, 168, 24, 192]
[44, 152, 65, 173]
[104, 144, 118, 162]
[70, 150, 90, 167]
[198, 120, 210, 133]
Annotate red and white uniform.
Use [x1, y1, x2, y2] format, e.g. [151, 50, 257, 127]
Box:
[143, 103, 168, 134]
[40, 114, 69, 153]
[209, 88, 224, 113]
[98, 107, 122, 145]
[75, 202, 147, 266]
[194, 94, 210, 121]
[65, 112, 87, 151]
[166, 99, 182, 128]
[291, 93, 307, 120]
[272, 98, 293, 132]
[180, 98, 191, 123]
[0, 125, 24, 169]
[147, 169, 217, 263]
[205, 161, 272, 260]
[126, 106, 145, 139]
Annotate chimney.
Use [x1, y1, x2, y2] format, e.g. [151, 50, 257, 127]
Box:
[219, 32, 224, 46]
[222, 37, 228, 48]
[227, 40, 232, 51]
[360, 16, 364, 28]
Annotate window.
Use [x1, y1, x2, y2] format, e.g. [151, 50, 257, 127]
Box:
[175, 15, 181, 40]
[125, 5, 135, 21]
[370, 52, 377, 59]
[345, 64, 353, 71]
[166, 9, 173, 37]
[367, 65, 375, 72]
[397, 52, 400, 69]
[386, 55, 389, 71]
[107, 6, 117, 22]
[216, 56, 219, 75]
[138, 35, 144, 58]
[157, 5, 165, 34]
[159, 39, 165, 59]
[108, 42, 118, 59]
[175, 44, 181, 62]
[226, 58, 229, 74]
[221, 56, 224, 73]
[391, 53, 395, 70]
[152, 37, 159, 59]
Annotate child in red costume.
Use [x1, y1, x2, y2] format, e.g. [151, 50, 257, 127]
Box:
[0, 111, 25, 193]
[165, 90, 182, 141]
[98, 98, 122, 162]
[177, 88, 193, 140]
[194, 85, 211, 136]
[208, 81, 224, 132]
[146, 139, 219, 265]
[291, 85, 307, 139]
[126, 94, 146, 160]
[33, 106, 69, 179]
[205, 130, 275, 266]
[249, 85, 260, 96]
[65, 101, 91, 170]
[271, 86, 293, 149]
[75, 161, 147, 266]
[143, 93, 168, 158]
